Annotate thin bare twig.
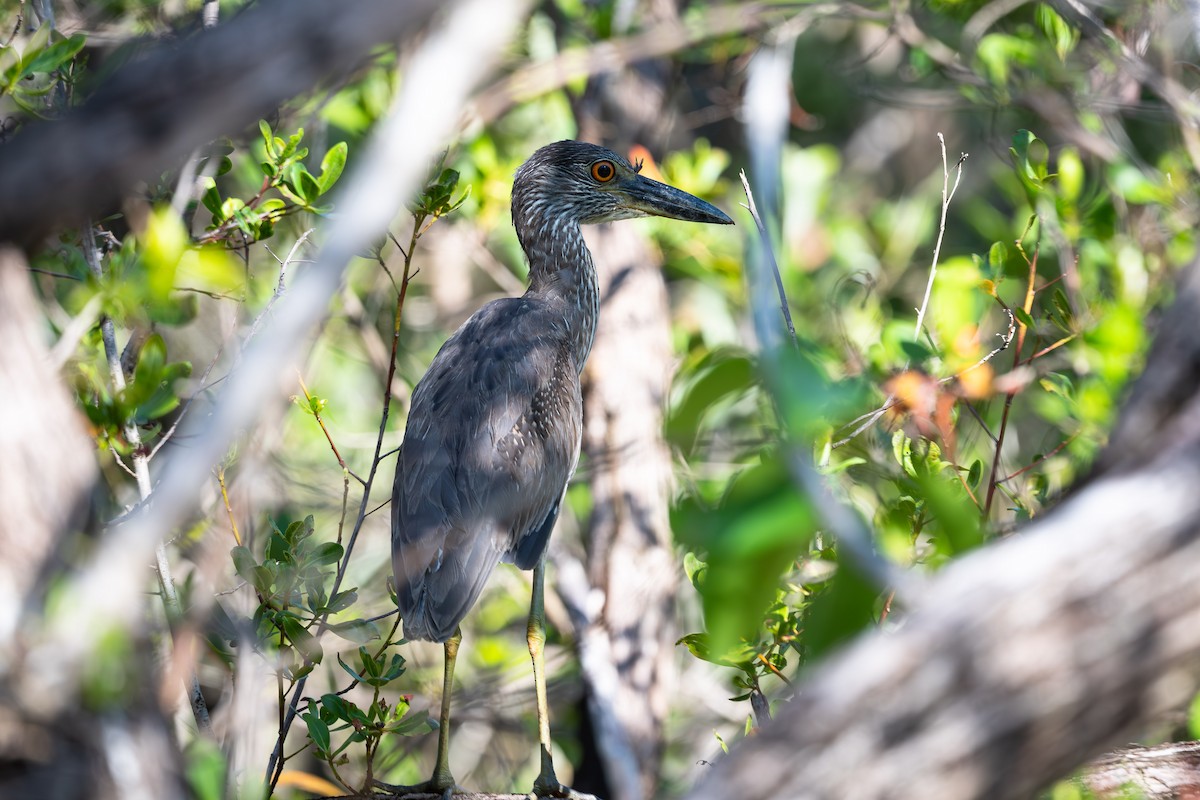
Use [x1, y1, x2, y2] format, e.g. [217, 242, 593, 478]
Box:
[984, 236, 1040, 517]
[996, 434, 1077, 486]
[832, 135, 967, 450]
[246, 228, 313, 345]
[82, 221, 213, 734]
[913, 134, 967, 341]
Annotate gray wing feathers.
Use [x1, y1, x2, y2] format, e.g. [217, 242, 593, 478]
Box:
[391, 298, 582, 642]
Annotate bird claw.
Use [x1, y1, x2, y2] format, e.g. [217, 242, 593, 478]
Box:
[372, 776, 462, 799]
[530, 776, 599, 800]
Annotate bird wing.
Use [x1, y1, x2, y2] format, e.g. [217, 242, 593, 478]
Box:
[391, 297, 582, 641]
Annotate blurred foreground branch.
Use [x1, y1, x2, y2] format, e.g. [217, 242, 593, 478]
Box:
[687, 257, 1200, 798]
[0, 0, 441, 245]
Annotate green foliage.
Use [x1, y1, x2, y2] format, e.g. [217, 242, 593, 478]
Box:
[75, 332, 192, 454]
[230, 515, 373, 680]
[0, 25, 85, 115]
[184, 738, 227, 800]
[301, 650, 432, 790]
[200, 120, 348, 245]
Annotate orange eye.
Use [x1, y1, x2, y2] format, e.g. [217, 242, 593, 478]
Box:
[590, 160, 616, 182]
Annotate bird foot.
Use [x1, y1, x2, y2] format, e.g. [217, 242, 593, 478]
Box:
[530, 775, 599, 800]
[373, 775, 461, 799]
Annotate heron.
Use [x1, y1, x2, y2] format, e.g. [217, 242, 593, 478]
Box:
[390, 140, 732, 798]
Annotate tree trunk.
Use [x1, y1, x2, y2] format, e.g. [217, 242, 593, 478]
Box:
[567, 4, 686, 795]
[575, 222, 679, 800]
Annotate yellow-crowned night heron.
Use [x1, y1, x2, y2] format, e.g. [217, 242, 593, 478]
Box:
[390, 140, 732, 798]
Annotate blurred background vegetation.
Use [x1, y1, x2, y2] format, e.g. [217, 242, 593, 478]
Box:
[4, 0, 1198, 798]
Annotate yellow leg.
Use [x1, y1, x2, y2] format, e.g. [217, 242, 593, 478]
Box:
[373, 628, 460, 799]
[527, 558, 596, 800]
[432, 629, 461, 792]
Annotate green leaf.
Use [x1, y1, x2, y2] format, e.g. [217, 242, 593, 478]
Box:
[387, 709, 433, 736]
[1035, 4, 1079, 60]
[1010, 129, 1049, 189]
[337, 652, 368, 684]
[675, 632, 754, 667]
[329, 619, 380, 644]
[231, 546, 257, 581]
[201, 182, 224, 220]
[321, 693, 354, 722]
[986, 241, 1008, 278]
[325, 589, 358, 614]
[967, 459, 983, 489]
[282, 617, 323, 664]
[310, 541, 344, 567]
[26, 33, 86, 75]
[899, 339, 933, 364]
[303, 701, 332, 755]
[379, 653, 407, 682]
[1013, 307, 1035, 330]
[251, 565, 274, 596]
[667, 348, 757, 455]
[297, 168, 321, 205]
[317, 142, 348, 193]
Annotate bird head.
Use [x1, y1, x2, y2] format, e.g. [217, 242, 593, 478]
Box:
[512, 140, 733, 228]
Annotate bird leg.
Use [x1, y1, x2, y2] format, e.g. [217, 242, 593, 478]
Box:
[527, 558, 597, 800]
[432, 629, 461, 792]
[374, 629, 461, 799]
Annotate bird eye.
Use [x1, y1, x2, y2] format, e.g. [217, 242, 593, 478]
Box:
[590, 160, 616, 183]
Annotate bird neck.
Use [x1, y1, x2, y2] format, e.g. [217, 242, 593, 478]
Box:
[520, 218, 600, 372]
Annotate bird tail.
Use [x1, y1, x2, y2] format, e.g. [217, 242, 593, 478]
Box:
[393, 523, 504, 643]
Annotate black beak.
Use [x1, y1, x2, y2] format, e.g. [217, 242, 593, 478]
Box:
[621, 174, 734, 225]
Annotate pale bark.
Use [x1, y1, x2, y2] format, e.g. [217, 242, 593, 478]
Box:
[1083, 741, 1200, 799]
[0, 251, 96, 648]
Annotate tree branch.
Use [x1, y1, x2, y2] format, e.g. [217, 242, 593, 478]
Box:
[0, 0, 441, 245]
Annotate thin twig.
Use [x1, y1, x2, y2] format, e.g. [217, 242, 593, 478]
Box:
[83, 221, 213, 734]
[296, 372, 354, 547]
[996, 433, 1077, 486]
[832, 135, 967, 450]
[245, 228, 314, 345]
[739, 170, 798, 347]
[984, 237, 1039, 517]
[216, 466, 242, 546]
[913, 133, 967, 341]
[266, 211, 422, 791]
